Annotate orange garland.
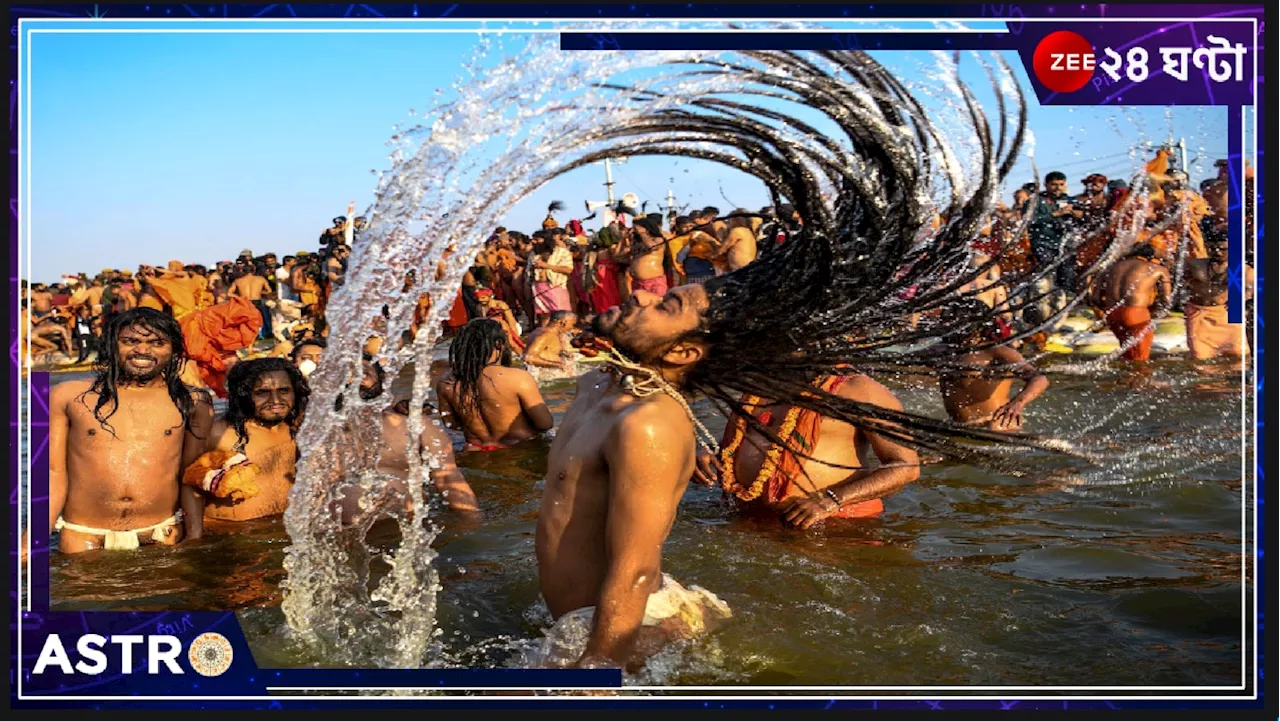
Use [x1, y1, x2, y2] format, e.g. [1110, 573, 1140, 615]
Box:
[718, 377, 834, 502]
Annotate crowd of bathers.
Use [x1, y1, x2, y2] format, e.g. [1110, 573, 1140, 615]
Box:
[20, 147, 1256, 671]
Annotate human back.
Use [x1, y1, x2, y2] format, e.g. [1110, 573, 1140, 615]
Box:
[1098, 255, 1168, 308]
[436, 319, 552, 450]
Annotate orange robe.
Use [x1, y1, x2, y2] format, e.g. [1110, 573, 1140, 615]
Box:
[148, 275, 206, 319]
[179, 297, 263, 397]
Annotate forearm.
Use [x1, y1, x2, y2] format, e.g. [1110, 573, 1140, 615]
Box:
[180, 486, 204, 540]
[1012, 375, 1050, 407]
[830, 464, 919, 506]
[580, 568, 654, 666]
[524, 351, 563, 368]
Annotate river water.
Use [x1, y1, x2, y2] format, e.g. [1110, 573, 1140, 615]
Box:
[44, 351, 1252, 688]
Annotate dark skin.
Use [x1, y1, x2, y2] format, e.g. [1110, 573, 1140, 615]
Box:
[31, 325, 213, 556]
[203, 371, 300, 521]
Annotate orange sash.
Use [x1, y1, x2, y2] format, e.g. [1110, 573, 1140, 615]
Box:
[718, 376, 883, 519]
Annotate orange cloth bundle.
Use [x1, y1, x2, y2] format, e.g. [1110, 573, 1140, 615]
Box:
[183, 449, 260, 501]
[179, 297, 263, 397]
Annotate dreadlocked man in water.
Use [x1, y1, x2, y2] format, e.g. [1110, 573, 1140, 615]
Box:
[201, 358, 311, 522]
[36, 309, 213, 555]
[435, 319, 554, 452]
[533, 48, 1092, 669]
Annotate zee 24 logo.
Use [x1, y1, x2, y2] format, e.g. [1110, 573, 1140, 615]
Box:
[1032, 30, 1248, 93]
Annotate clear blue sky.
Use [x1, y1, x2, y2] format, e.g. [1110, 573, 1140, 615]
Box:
[28, 30, 1228, 283]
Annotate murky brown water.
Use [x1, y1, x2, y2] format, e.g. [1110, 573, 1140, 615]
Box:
[45, 352, 1252, 687]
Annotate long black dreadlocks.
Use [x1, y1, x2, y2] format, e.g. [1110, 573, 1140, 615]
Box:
[448, 319, 513, 415]
[81, 308, 204, 438]
[224, 357, 311, 452]
[547, 49, 1116, 470]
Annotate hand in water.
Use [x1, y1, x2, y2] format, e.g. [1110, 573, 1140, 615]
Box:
[781, 496, 838, 530]
[991, 402, 1024, 430]
[692, 451, 723, 487]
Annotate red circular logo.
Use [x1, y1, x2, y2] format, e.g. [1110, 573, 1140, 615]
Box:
[1033, 31, 1096, 93]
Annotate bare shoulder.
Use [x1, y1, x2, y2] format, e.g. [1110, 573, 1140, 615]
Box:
[51, 379, 93, 410]
[990, 344, 1033, 369]
[609, 394, 693, 446]
[501, 365, 539, 387]
[838, 374, 904, 410]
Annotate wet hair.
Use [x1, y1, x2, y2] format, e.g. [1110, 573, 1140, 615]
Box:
[224, 357, 311, 451]
[81, 308, 203, 438]
[1045, 171, 1067, 184]
[545, 49, 1098, 471]
[674, 215, 693, 226]
[548, 310, 575, 326]
[447, 319, 512, 415]
[1126, 243, 1157, 260]
[633, 216, 663, 238]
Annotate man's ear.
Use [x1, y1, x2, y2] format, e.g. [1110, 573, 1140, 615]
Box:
[661, 339, 705, 368]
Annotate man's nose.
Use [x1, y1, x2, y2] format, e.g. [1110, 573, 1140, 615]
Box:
[631, 289, 661, 307]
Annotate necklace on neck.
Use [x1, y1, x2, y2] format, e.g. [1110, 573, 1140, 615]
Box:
[601, 348, 721, 456]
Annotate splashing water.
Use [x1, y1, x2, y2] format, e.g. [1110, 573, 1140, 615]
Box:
[278, 23, 1191, 672]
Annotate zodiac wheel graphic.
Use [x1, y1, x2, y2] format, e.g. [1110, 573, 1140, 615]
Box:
[187, 632, 234, 677]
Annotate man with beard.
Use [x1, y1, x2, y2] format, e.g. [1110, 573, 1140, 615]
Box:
[532, 50, 1073, 670]
[199, 358, 310, 521]
[33, 309, 213, 555]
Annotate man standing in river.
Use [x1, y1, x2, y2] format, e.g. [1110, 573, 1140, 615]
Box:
[32, 309, 212, 555]
[1092, 243, 1172, 362]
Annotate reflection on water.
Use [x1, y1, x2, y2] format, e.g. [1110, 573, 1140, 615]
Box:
[46, 356, 1251, 686]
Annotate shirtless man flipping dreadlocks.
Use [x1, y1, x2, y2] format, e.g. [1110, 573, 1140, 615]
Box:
[532, 48, 1103, 671]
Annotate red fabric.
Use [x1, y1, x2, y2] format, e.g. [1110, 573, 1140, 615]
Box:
[447, 290, 469, 329]
[1105, 306, 1155, 361]
[588, 259, 622, 314]
[179, 297, 263, 397]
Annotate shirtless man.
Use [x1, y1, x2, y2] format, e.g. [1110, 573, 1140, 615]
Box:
[1092, 243, 1172, 361]
[333, 365, 479, 525]
[435, 319, 554, 451]
[934, 306, 1050, 431]
[628, 218, 670, 298]
[327, 245, 351, 289]
[30, 283, 54, 320]
[33, 309, 213, 555]
[72, 278, 107, 318]
[715, 210, 759, 272]
[228, 267, 275, 340]
[1183, 237, 1253, 360]
[474, 287, 525, 353]
[200, 358, 309, 521]
[523, 310, 578, 372]
[537, 285, 733, 670]
[694, 373, 920, 527]
[21, 299, 62, 365]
